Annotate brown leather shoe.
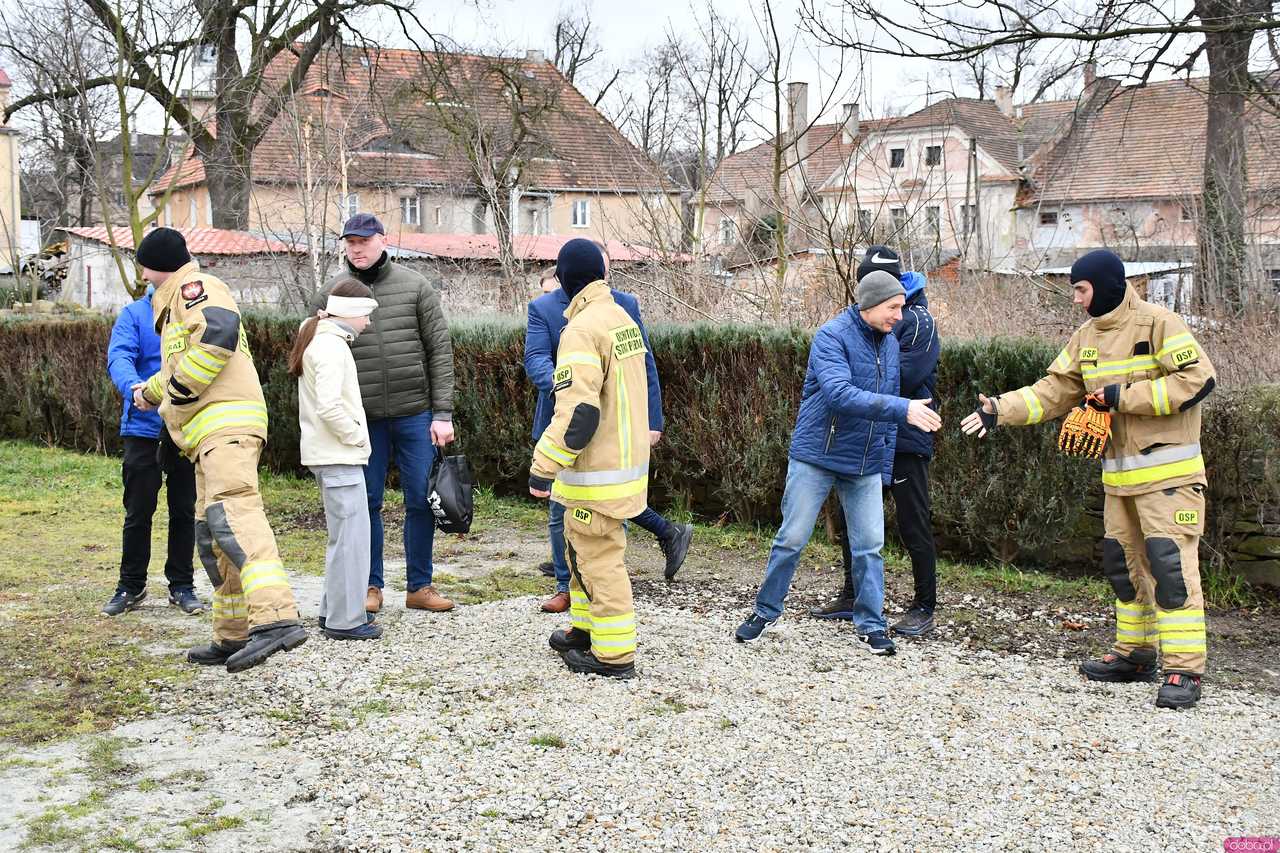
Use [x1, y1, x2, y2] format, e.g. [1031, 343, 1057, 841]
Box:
[406, 586, 454, 612]
[540, 591, 570, 613]
[365, 586, 383, 613]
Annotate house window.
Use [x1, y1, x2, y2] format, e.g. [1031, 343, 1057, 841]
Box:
[1039, 210, 1059, 226]
[1269, 269, 1280, 293]
[890, 208, 907, 230]
[857, 209, 873, 234]
[925, 145, 942, 167]
[960, 204, 977, 235]
[889, 148, 905, 169]
[197, 44, 217, 64]
[401, 194, 420, 226]
[339, 193, 360, 220]
[926, 206, 940, 234]
[571, 199, 590, 228]
[1180, 204, 1193, 222]
[189, 197, 198, 227]
[720, 216, 737, 246]
[434, 206, 443, 227]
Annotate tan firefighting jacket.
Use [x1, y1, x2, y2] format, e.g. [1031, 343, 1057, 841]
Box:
[993, 286, 1215, 497]
[140, 261, 268, 457]
[530, 281, 650, 519]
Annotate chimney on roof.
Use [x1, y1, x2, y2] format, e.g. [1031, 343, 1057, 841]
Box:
[526, 49, 546, 63]
[1083, 62, 1097, 89]
[994, 85, 1013, 118]
[841, 102, 860, 144]
[787, 81, 809, 166]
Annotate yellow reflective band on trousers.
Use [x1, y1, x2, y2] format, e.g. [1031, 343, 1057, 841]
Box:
[1019, 388, 1044, 425]
[1115, 600, 1158, 645]
[1101, 454, 1205, 488]
[587, 610, 637, 656]
[1151, 376, 1172, 416]
[240, 559, 289, 595]
[1082, 355, 1159, 379]
[212, 592, 247, 619]
[1157, 607, 1207, 653]
[553, 475, 648, 502]
[569, 590, 592, 631]
[181, 401, 269, 448]
[536, 435, 579, 466]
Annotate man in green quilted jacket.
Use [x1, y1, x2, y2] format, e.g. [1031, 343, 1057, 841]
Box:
[312, 214, 456, 615]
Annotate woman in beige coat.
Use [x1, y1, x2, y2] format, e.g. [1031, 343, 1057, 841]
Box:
[289, 279, 381, 640]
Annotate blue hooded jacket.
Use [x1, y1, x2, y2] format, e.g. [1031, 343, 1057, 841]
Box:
[106, 290, 164, 439]
[789, 307, 908, 482]
[523, 287, 664, 441]
[893, 272, 940, 458]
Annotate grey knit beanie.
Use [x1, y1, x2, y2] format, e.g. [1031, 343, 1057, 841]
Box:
[855, 269, 906, 310]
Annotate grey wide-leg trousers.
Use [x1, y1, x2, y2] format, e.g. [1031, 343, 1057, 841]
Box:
[311, 464, 372, 631]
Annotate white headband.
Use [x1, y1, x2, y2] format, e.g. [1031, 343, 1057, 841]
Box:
[321, 295, 378, 318]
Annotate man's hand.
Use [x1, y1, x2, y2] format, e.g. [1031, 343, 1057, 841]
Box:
[131, 382, 156, 412]
[430, 420, 455, 446]
[529, 486, 551, 499]
[529, 473, 552, 500]
[649, 430, 662, 447]
[960, 394, 997, 438]
[906, 398, 942, 432]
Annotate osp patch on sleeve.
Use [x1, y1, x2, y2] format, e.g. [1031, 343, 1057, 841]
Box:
[1170, 344, 1200, 369]
[572, 507, 593, 525]
[553, 365, 573, 392]
[609, 324, 646, 360]
[1174, 509, 1200, 526]
[1080, 347, 1099, 363]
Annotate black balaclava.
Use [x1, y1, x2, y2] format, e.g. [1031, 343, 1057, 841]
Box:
[556, 238, 606, 300]
[1070, 249, 1127, 317]
[349, 251, 389, 285]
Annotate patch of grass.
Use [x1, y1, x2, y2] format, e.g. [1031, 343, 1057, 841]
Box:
[437, 567, 546, 604]
[1204, 568, 1265, 610]
[651, 696, 688, 715]
[22, 791, 107, 849]
[718, 717, 736, 730]
[471, 487, 547, 532]
[480, 808, 501, 818]
[137, 778, 159, 793]
[528, 733, 565, 748]
[181, 815, 245, 840]
[85, 736, 129, 779]
[935, 554, 1111, 604]
[353, 698, 394, 723]
[0, 755, 46, 772]
[265, 707, 302, 723]
[99, 834, 144, 851]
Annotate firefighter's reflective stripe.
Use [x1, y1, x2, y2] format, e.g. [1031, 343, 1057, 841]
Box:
[1157, 607, 1206, 653]
[1054, 349, 1071, 371]
[179, 348, 229, 384]
[588, 610, 637, 655]
[1115, 600, 1158, 644]
[1156, 333, 1196, 360]
[1151, 376, 1172, 416]
[1082, 355, 1159, 379]
[557, 464, 649, 486]
[144, 373, 165, 402]
[1019, 388, 1044, 425]
[212, 592, 247, 619]
[560, 351, 603, 369]
[553, 474, 649, 502]
[616, 360, 632, 468]
[1102, 454, 1205, 487]
[240, 559, 289, 595]
[535, 435, 579, 466]
[569, 590, 592, 632]
[181, 401, 269, 448]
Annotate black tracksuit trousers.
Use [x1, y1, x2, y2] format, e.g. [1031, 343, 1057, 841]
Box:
[117, 433, 197, 595]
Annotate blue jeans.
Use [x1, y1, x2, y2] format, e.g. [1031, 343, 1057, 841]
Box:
[365, 411, 437, 593]
[548, 501, 673, 593]
[754, 457, 887, 633]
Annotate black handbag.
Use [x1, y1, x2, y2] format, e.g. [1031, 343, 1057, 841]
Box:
[428, 453, 475, 533]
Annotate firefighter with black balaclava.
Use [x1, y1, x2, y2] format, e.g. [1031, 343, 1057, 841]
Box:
[961, 249, 1216, 710]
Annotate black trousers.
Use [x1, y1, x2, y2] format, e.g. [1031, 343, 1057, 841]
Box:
[839, 452, 938, 611]
[118, 433, 197, 595]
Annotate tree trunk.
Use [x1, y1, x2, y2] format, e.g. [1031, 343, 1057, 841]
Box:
[205, 135, 252, 230]
[1196, 0, 1260, 312]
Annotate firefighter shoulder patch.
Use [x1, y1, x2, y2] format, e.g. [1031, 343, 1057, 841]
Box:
[572, 507, 593, 525]
[1169, 344, 1199, 368]
[1080, 347, 1099, 363]
[553, 365, 573, 392]
[1174, 509, 1200, 526]
[609, 324, 646, 360]
[180, 280, 205, 302]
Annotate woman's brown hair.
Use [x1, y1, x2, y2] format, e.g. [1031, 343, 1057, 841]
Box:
[287, 278, 373, 377]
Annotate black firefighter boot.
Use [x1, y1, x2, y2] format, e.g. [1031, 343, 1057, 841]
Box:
[1155, 672, 1203, 710]
[561, 648, 636, 680]
[224, 622, 308, 673]
[548, 627, 591, 653]
[187, 640, 246, 666]
[1079, 647, 1158, 683]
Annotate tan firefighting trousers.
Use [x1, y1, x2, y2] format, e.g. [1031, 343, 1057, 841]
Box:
[1103, 483, 1207, 674]
[193, 435, 300, 643]
[564, 507, 636, 665]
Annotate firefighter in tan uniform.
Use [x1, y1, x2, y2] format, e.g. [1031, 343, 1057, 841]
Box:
[529, 239, 649, 679]
[962, 249, 1216, 709]
[130, 228, 307, 673]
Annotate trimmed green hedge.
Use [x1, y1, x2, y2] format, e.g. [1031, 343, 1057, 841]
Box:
[2, 314, 1276, 581]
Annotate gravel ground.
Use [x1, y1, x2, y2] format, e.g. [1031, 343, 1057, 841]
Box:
[3, 574, 1278, 852]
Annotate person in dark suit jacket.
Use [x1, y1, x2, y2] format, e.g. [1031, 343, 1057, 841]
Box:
[523, 247, 693, 613]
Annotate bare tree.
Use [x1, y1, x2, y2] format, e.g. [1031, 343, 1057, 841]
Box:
[551, 3, 620, 106]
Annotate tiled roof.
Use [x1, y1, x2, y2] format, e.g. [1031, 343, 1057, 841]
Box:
[62, 226, 293, 255]
[1030, 76, 1280, 203]
[154, 47, 669, 197]
[388, 233, 687, 263]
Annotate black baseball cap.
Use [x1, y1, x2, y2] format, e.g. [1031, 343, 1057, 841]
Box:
[341, 213, 386, 239]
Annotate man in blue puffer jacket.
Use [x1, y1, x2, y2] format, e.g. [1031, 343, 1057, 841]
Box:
[103, 287, 202, 617]
[812, 247, 942, 636]
[734, 271, 942, 654]
[524, 246, 693, 615]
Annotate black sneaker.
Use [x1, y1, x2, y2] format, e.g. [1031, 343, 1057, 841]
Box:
[856, 630, 897, 656]
[561, 648, 636, 679]
[168, 588, 206, 615]
[1155, 672, 1203, 709]
[892, 606, 935, 637]
[224, 623, 308, 673]
[187, 640, 245, 666]
[1079, 648, 1158, 683]
[322, 622, 384, 641]
[659, 523, 694, 581]
[549, 627, 591, 653]
[537, 561, 556, 578]
[734, 613, 777, 644]
[101, 589, 146, 616]
[808, 595, 854, 621]
[317, 612, 375, 629]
